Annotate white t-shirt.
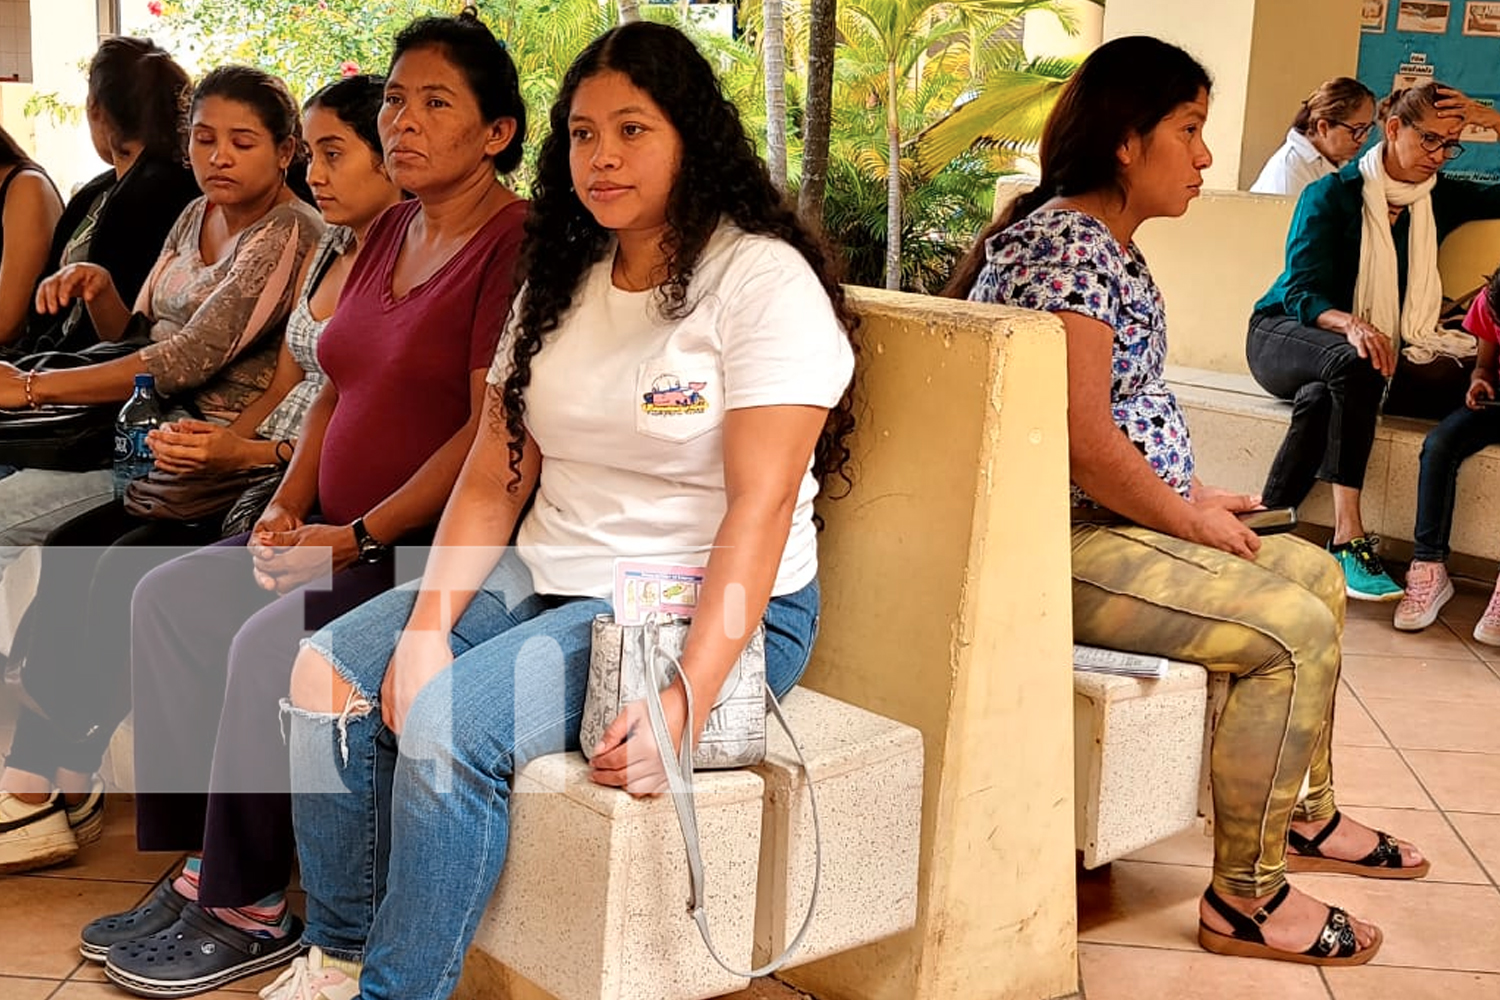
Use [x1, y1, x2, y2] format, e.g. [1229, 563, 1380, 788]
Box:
[1250, 129, 1336, 197]
[487, 224, 855, 598]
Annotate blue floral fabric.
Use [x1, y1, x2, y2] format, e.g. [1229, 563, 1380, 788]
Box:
[969, 208, 1195, 505]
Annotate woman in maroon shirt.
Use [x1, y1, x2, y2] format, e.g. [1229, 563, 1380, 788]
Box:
[79, 13, 530, 997]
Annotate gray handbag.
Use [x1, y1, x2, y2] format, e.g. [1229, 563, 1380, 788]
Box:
[580, 612, 822, 976]
[582, 613, 768, 769]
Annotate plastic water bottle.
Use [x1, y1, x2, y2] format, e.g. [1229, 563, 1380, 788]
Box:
[113, 373, 162, 499]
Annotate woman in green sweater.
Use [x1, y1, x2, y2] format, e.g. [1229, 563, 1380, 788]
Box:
[1248, 81, 1500, 601]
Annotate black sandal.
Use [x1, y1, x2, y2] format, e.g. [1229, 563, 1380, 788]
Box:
[79, 877, 190, 962]
[1288, 810, 1430, 879]
[1198, 884, 1379, 966]
[103, 903, 305, 997]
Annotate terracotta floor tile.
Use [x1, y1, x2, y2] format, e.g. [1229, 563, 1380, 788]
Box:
[50, 985, 122, 999]
[1078, 943, 1329, 1000]
[1362, 697, 1500, 754]
[28, 799, 180, 885]
[1342, 653, 1500, 704]
[0, 976, 63, 1000]
[1406, 750, 1500, 814]
[1292, 873, 1500, 972]
[67, 961, 107, 983]
[1333, 685, 1389, 748]
[1451, 812, 1500, 884]
[1121, 825, 1213, 869]
[0, 876, 147, 978]
[1439, 583, 1493, 627]
[1076, 860, 1205, 951]
[1343, 617, 1478, 661]
[1331, 746, 1435, 810]
[1329, 806, 1490, 885]
[1325, 967, 1500, 1000]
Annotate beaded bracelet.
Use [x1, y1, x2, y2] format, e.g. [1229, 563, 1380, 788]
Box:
[22, 370, 39, 410]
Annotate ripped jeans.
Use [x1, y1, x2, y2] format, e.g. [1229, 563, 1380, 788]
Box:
[287, 549, 820, 1000]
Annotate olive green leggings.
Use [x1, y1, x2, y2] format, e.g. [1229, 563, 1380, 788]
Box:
[1072, 525, 1342, 898]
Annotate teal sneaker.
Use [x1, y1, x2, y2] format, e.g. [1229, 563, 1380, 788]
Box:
[1330, 536, 1404, 602]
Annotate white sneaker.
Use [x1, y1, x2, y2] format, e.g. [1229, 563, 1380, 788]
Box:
[259, 947, 360, 1000]
[0, 791, 78, 874]
[1393, 561, 1455, 631]
[64, 775, 106, 847]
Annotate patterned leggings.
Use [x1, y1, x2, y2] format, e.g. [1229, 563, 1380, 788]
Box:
[1071, 525, 1343, 898]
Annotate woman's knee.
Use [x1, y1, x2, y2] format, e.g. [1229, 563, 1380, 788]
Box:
[290, 647, 360, 715]
[1325, 352, 1387, 399]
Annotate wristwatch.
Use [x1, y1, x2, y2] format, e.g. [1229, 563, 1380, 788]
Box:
[351, 517, 389, 564]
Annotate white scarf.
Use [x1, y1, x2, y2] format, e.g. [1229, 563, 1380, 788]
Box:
[1354, 143, 1474, 364]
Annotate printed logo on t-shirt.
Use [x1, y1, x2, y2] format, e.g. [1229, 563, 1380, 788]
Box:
[641, 373, 710, 417]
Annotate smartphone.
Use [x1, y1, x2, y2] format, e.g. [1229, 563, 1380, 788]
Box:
[1235, 507, 1298, 536]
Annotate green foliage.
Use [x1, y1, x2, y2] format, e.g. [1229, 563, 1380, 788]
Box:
[150, 0, 1080, 290]
[822, 150, 996, 292]
[23, 91, 83, 127]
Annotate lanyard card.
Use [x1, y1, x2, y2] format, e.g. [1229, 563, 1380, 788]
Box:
[612, 559, 706, 626]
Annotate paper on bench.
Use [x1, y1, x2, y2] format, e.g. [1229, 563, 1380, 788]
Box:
[1072, 644, 1169, 679]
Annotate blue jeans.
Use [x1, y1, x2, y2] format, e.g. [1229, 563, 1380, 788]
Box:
[1412, 403, 1500, 562]
[287, 549, 820, 1000]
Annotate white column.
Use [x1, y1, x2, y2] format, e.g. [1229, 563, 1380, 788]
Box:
[1023, 0, 1105, 61]
[28, 0, 106, 195]
[1102, 0, 1360, 191]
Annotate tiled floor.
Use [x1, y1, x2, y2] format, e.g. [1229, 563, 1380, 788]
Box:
[3, 578, 1499, 999]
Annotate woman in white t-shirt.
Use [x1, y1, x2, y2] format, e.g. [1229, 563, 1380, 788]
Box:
[1251, 77, 1376, 197]
[272, 21, 857, 999]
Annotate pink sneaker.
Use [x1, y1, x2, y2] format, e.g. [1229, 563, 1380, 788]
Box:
[1475, 580, 1500, 646]
[1393, 561, 1454, 632]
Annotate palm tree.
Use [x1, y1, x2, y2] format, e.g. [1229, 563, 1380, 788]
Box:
[797, 0, 838, 227]
[907, 55, 1079, 179]
[762, 0, 789, 189]
[835, 0, 1073, 288]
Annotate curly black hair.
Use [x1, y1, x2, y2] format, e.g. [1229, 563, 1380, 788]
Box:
[498, 20, 858, 495]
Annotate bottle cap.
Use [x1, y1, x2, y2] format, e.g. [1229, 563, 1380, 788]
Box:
[134, 373, 155, 389]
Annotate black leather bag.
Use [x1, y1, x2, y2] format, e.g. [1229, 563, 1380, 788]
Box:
[0, 339, 145, 472]
[221, 470, 284, 538]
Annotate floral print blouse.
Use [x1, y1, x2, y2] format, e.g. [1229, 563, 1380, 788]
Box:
[969, 208, 1195, 506]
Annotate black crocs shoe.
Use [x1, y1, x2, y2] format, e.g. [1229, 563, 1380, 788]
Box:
[104, 904, 305, 998]
[80, 878, 190, 962]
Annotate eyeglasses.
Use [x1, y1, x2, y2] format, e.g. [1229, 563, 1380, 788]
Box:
[1411, 125, 1465, 160]
[1332, 120, 1374, 143]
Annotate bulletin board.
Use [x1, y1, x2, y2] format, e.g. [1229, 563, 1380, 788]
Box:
[1358, 0, 1500, 180]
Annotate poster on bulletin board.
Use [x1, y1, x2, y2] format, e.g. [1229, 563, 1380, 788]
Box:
[1359, 0, 1500, 179]
[1362, 1, 1500, 179]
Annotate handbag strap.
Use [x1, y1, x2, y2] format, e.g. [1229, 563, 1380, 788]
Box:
[640, 615, 823, 979]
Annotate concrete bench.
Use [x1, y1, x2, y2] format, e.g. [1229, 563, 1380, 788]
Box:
[1073, 662, 1230, 868]
[472, 689, 923, 1000]
[1166, 363, 1500, 565]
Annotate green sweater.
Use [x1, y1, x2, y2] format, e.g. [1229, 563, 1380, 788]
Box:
[1254, 159, 1500, 325]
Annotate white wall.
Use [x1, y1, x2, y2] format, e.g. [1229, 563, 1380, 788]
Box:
[26, 0, 106, 195]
